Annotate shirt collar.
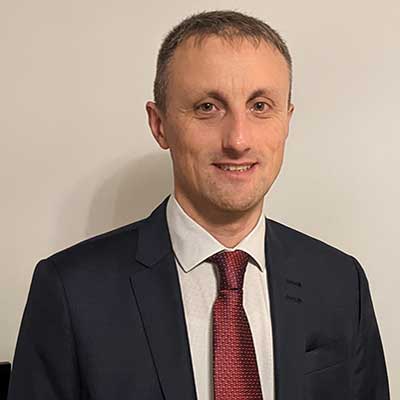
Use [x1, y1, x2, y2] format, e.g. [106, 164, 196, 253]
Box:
[166, 193, 266, 273]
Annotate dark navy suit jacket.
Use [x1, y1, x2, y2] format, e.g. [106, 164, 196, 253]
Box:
[8, 195, 390, 399]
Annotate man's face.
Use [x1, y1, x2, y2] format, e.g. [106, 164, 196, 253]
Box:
[147, 35, 294, 218]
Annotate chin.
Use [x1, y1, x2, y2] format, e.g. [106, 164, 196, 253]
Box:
[211, 193, 261, 213]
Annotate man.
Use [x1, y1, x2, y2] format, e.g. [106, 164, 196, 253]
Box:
[8, 10, 389, 400]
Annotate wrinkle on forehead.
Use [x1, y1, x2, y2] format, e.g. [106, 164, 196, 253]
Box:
[179, 33, 279, 58]
[173, 35, 288, 80]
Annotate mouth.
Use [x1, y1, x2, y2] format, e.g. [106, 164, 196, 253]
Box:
[212, 162, 258, 178]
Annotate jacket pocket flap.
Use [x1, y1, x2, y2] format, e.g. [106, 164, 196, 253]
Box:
[305, 338, 347, 374]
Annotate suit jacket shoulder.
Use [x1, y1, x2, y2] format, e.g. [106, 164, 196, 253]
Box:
[266, 217, 361, 285]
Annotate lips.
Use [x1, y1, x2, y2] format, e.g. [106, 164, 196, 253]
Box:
[215, 164, 253, 172]
[213, 162, 257, 169]
[213, 162, 257, 178]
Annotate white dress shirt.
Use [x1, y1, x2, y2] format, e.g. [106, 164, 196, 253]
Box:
[166, 194, 275, 400]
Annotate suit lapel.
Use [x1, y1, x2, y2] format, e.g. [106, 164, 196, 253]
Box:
[266, 218, 305, 400]
[130, 196, 197, 400]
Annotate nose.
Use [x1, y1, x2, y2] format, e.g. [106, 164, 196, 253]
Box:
[221, 111, 251, 156]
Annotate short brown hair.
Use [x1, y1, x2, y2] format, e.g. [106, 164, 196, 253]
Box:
[153, 10, 293, 114]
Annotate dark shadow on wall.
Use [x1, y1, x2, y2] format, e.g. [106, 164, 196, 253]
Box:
[53, 151, 173, 252]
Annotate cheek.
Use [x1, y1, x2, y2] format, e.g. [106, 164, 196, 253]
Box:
[167, 122, 210, 178]
[261, 119, 288, 152]
[170, 119, 215, 158]
[257, 121, 288, 181]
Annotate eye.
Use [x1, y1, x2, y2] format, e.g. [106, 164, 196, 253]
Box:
[196, 102, 216, 113]
[251, 101, 270, 113]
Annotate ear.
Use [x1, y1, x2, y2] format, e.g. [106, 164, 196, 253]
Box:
[288, 103, 295, 120]
[145, 101, 169, 150]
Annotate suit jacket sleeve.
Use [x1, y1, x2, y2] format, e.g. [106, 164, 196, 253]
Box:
[351, 256, 390, 399]
[7, 259, 81, 400]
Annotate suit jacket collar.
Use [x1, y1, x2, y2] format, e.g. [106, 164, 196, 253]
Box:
[135, 195, 174, 267]
[131, 195, 304, 400]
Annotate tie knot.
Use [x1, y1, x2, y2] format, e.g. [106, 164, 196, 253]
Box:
[207, 250, 249, 290]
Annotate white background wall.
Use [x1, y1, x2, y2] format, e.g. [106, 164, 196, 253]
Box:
[1, 0, 398, 396]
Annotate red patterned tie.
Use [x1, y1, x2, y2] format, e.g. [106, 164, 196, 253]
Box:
[207, 250, 263, 399]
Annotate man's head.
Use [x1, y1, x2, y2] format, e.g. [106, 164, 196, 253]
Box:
[146, 10, 294, 221]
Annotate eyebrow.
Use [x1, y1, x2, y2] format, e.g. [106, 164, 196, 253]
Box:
[198, 87, 279, 105]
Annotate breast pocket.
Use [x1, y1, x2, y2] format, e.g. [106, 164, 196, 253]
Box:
[304, 338, 348, 375]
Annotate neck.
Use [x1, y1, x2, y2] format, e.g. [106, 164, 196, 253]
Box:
[173, 192, 263, 248]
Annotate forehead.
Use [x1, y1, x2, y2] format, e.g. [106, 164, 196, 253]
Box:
[167, 35, 290, 98]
